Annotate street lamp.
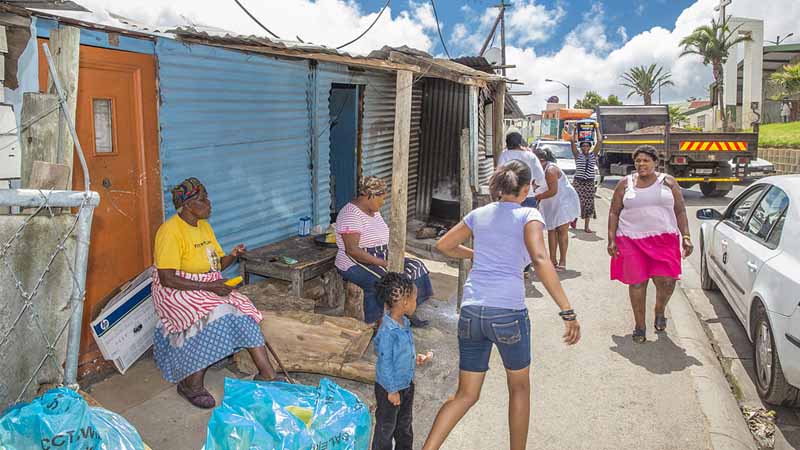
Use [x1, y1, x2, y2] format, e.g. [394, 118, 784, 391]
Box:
[766, 33, 795, 45]
[545, 78, 570, 107]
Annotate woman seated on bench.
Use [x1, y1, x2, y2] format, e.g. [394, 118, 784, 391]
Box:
[151, 177, 282, 409]
[335, 176, 433, 327]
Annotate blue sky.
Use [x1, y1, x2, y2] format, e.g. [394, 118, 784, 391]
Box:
[356, 0, 696, 57]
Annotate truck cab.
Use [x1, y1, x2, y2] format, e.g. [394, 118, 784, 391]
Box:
[596, 105, 758, 197]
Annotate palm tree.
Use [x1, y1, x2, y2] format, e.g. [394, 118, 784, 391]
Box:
[620, 64, 674, 105]
[679, 17, 752, 130]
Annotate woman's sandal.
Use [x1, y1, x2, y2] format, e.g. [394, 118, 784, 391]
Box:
[632, 327, 646, 344]
[654, 314, 668, 332]
[177, 382, 216, 409]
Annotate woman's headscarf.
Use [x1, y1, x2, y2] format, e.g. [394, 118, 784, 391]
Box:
[171, 177, 205, 210]
[358, 176, 387, 199]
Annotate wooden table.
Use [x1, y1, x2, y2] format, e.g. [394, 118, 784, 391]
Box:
[240, 236, 337, 297]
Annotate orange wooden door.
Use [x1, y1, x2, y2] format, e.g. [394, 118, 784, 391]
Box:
[39, 42, 161, 366]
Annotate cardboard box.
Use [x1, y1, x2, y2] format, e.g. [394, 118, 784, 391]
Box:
[91, 267, 158, 374]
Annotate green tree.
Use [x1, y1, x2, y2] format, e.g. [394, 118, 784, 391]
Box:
[620, 64, 674, 105]
[573, 91, 623, 109]
[770, 62, 800, 97]
[679, 16, 752, 131]
[669, 105, 689, 126]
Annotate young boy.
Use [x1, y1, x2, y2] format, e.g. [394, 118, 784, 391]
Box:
[372, 272, 432, 450]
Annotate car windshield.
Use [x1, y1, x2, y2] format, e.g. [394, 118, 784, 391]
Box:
[537, 142, 573, 159]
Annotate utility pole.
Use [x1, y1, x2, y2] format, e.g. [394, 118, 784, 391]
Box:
[482, 2, 511, 76]
[714, 0, 731, 22]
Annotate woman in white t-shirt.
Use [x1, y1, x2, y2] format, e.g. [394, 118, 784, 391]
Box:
[422, 160, 581, 450]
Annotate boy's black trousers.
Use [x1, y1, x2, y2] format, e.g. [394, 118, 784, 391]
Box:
[372, 382, 414, 450]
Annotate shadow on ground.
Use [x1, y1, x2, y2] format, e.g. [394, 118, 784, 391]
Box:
[569, 230, 605, 242]
[609, 333, 703, 375]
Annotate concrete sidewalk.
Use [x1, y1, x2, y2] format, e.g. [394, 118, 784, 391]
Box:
[438, 193, 749, 450]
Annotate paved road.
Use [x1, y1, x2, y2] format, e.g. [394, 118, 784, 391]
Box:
[441, 183, 712, 450]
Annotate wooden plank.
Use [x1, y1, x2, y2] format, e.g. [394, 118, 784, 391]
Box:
[196, 42, 421, 74]
[28, 160, 69, 190]
[20, 92, 59, 188]
[46, 26, 79, 183]
[457, 128, 472, 310]
[492, 82, 506, 167]
[0, 25, 7, 54]
[388, 51, 487, 88]
[388, 70, 413, 273]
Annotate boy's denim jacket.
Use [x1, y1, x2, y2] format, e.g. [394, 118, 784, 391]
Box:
[374, 313, 416, 393]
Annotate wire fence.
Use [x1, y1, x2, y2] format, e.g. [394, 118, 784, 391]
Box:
[0, 43, 99, 410]
[0, 190, 98, 409]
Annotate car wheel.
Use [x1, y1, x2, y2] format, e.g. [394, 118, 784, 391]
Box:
[700, 236, 718, 291]
[753, 305, 800, 406]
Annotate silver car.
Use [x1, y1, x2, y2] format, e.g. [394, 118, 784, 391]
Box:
[533, 140, 601, 188]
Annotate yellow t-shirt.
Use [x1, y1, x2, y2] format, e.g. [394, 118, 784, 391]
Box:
[154, 215, 225, 274]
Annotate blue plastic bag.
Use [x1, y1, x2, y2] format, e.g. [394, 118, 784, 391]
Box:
[204, 378, 371, 450]
[0, 388, 145, 450]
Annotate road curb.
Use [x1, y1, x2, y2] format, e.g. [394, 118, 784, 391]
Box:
[669, 283, 757, 450]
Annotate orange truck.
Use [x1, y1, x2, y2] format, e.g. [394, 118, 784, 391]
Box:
[540, 108, 594, 141]
[596, 105, 758, 197]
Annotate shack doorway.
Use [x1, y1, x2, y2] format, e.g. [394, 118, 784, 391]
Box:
[328, 84, 362, 222]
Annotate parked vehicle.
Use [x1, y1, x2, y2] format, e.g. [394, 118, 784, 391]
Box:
[597, 105, 758, 198]
[533, 140, 601, 187]
[697, 175, 800, 405]
[726, 157, 776, 182]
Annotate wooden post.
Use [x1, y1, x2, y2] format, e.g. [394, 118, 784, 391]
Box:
[457, 128, 472, 310]
[46, 26, 80, 183]
[388, 70, 413, 272]
[20, 93, 59, 188]
[492, 81, 506, 167]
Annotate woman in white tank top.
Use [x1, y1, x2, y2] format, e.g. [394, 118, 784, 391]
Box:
[608, 146, 693, 343]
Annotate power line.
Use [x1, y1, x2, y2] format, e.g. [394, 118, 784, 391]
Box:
[337, 0, 391, 50]
[232, 0, 281, 40]
[429, 0, 451, 59]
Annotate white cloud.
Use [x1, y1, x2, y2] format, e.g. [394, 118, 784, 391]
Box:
[565, 3, 611, 54]
[450, 23, 468, 45]
[506, 0, 800, 113]
[636, 3, 646, 16]
[505, 0, 566, 46]
[50, 0, 436, 55]
[617, 26, 628, 43]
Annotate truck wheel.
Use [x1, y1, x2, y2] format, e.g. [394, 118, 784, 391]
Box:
[700, 182, 730, 198]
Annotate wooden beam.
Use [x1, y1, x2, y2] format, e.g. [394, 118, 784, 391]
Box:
[46, 26, 80, 185]
[20, 92, 59, 188]
[388, 51, 488, 88]
[388, 70, 413, 273]
[457, 128, 472, 311]
[492, 81, 506, 167]
[197, 42, 421, 74]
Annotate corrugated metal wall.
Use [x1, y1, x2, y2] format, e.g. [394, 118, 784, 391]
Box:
[316, 64, 422, 220]
[416, 79, 470, 219]
[478, 92, 494, 185]
[360, 74, 423, 218]
[156, 39, 313, 251]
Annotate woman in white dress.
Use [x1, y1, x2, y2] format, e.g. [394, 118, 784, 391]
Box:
[533, 148, 581, 270]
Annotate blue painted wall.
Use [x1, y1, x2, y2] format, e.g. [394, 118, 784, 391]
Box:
[156, 39, 313, 253]
[35, 17, 155, 54]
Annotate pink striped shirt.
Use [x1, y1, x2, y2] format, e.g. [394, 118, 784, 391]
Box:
[335, 202, 390, 271]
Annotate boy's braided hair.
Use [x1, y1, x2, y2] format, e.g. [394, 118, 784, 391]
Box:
[375, 272, 414, 307]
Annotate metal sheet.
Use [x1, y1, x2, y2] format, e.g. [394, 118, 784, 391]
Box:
[417, 78, 469, 219]
[477, 94, 494, 185]
[315, 65, 421, 222]
[156, 38, 313, 251]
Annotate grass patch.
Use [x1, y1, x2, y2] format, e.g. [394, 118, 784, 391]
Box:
[757, 121, 800, 148]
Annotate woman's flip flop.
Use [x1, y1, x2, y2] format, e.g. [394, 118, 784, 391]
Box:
[632, 327, 646, 344]
[654, 315, 667, 332]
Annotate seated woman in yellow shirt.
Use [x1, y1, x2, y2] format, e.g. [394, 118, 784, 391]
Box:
[152, 177, 281, 409]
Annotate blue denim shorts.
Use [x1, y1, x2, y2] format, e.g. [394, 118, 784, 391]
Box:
[457, 305, 531, 372]
[522, 197, 538, 208]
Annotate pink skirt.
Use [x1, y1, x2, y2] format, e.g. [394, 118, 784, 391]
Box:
[610, 233, 681, 285]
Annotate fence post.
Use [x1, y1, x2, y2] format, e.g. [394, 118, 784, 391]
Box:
[63, 194, 96, 388]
